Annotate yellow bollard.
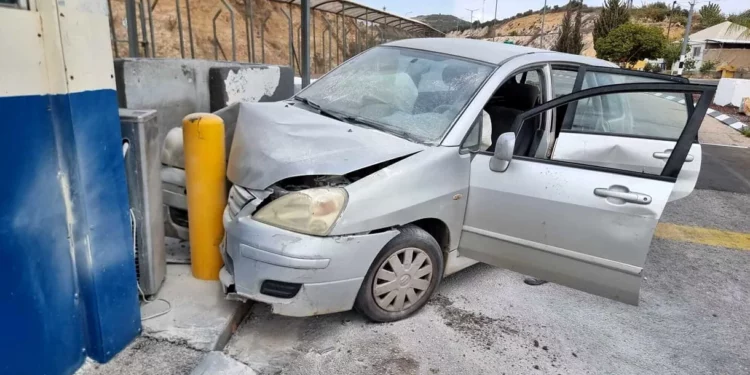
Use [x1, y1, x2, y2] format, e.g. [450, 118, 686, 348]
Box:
[182, 113, 226, 280]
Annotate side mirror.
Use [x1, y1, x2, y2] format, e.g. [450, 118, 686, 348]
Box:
[489, 132, 515, 172]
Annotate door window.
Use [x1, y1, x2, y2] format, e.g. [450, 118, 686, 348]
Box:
[512, 82, 713, 179]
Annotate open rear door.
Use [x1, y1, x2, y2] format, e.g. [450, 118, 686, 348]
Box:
[459, 82, 715, 305]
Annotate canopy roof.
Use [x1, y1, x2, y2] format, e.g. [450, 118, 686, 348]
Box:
[270, 0, 443, 36]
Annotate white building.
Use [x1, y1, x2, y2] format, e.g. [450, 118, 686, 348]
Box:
[672, 21, 750, 72]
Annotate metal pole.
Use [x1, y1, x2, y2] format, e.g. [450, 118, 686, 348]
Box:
[175, 0, 185, 58]
[539, 0, 547, 48]
[147, 0, 156, 57]
[186, 0, 195, 58]
[281, 6, 294, 71]
[493, 0, 498, 38]
[312, 10, 316, 73]
[301, 0, 310, 87]
[261, 15, 271, 63]
[107, 0, 118, 57]
[250, 0, 255, 63]
[679, 0, 695, 58]
[220, 0, 236, 61]
[341, 14, 347, 61]
[321, 16, 333, 71]
[125, 0, 139, 57]
[138, 0, 150, 57]
[213, 10, 222, 60]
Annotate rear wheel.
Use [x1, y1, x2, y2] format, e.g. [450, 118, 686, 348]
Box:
[355, 225, 444, 322]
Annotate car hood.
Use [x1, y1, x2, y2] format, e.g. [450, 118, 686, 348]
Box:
[227, 102, 427, 190]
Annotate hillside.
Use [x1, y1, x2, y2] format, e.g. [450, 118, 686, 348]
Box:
[419, 8, 687, 58]
[413, 14, 471, 34]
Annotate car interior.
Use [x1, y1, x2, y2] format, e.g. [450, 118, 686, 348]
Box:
[482, 71, 546, 157]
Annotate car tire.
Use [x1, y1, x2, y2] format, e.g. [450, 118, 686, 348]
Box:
[355, 225, 444, 322]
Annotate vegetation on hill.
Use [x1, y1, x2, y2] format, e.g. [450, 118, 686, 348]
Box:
[413, 14, 470, 34]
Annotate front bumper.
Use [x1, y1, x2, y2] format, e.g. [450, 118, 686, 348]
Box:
[221, 206, 399, 317]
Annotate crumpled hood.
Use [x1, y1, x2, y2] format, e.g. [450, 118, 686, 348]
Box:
[227, 102, 426, 190]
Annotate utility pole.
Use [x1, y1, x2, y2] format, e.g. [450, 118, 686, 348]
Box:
[467, 8, 479, 27]
[677, 0, 695, 75]
[301, 0, 310, 88]
[493, 0, 498, 38]
[482, 0, 486, 22]
[666, 0, 677, 40]
[539, 0, 547, 48]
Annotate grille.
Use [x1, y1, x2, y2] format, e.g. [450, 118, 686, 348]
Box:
[227, 184, 253, 218]
[260, 280, 302, 299]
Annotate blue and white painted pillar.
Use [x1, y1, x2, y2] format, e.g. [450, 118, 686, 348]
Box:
[0, 0, 140, 374]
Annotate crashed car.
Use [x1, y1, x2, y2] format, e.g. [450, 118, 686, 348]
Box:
[218, 38, 714, 322]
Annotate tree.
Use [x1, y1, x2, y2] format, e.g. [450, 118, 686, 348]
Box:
[593, 0, 630, 46]
[661, 42, 682, 69]
[555, 1, 585, 54]
[595, 23, 667, 64]
[699, 2, 725, 28]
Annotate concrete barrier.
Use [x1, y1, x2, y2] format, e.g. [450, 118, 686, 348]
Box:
[714, 78, 750, 107]
[114, 59, 293, 135]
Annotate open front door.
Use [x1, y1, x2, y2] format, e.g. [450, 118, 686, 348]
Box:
[459, 82, 715, 305]
[550, 66, 701, 201]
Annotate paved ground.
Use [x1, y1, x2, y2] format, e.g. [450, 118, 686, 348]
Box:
[699, 115, 750, 148]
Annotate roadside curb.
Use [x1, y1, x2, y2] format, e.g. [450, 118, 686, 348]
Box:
[651, 93, 748, 132]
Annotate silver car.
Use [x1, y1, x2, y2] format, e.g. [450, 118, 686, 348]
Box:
[219, 38, 714, 322]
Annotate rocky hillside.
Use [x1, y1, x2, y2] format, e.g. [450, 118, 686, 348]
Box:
[419, 8, 686, 58]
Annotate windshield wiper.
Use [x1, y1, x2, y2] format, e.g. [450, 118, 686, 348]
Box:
[293, 96, 350, 123]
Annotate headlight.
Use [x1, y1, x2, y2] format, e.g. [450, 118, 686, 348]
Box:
[252, 188, 347, 236]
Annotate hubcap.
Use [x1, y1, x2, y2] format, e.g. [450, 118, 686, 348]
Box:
[372, 247, 433, 312]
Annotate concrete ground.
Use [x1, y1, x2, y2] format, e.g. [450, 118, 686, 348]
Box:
[698, 115, 750, 148]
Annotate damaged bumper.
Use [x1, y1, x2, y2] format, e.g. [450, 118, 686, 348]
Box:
[220, 207, 399, 317]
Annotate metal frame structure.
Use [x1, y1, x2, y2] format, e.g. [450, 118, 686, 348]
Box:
[115, 0, 442, 85]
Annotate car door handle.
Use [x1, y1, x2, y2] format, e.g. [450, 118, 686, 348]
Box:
[653, 150, 694, 162]
[594, 188, 652, 205]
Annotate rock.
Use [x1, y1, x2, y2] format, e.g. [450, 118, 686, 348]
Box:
[742, 97, 750, 115]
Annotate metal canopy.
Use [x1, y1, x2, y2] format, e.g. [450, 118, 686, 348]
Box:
[271, 0, 443, 36]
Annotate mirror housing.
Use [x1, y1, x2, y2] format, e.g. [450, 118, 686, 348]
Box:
[490, 132, 515, 172]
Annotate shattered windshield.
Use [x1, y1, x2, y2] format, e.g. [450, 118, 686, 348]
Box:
[297, 46, 494, 143]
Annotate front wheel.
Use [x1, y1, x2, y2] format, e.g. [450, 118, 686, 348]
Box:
[355, 225, 444, 322]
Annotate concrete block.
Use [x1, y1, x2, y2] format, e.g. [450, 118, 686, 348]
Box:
[209, 65, 293, 112]
[141, 264, 251, 351]
[190, 352, 257, 375]
[114, 59, 293, 139]
[714, 78, 750, 107]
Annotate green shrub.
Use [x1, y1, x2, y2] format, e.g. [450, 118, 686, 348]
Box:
[699, 60, 717, 73]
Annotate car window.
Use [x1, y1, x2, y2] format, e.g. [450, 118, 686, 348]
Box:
[551, 68, 578, 98]
[562, 91, 694, 140]
[298, 47, 494, 143]
[565, 72, 689, 140]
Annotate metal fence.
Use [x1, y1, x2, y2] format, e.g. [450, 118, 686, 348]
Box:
[108, 0, 441, 76]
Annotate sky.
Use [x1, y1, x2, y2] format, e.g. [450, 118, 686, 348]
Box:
[357, 0, 749, 23]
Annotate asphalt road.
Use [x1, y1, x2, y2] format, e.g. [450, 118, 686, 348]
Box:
[696, 144, 750, 194]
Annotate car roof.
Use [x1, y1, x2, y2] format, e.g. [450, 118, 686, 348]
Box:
[385, 38, 617, 68]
